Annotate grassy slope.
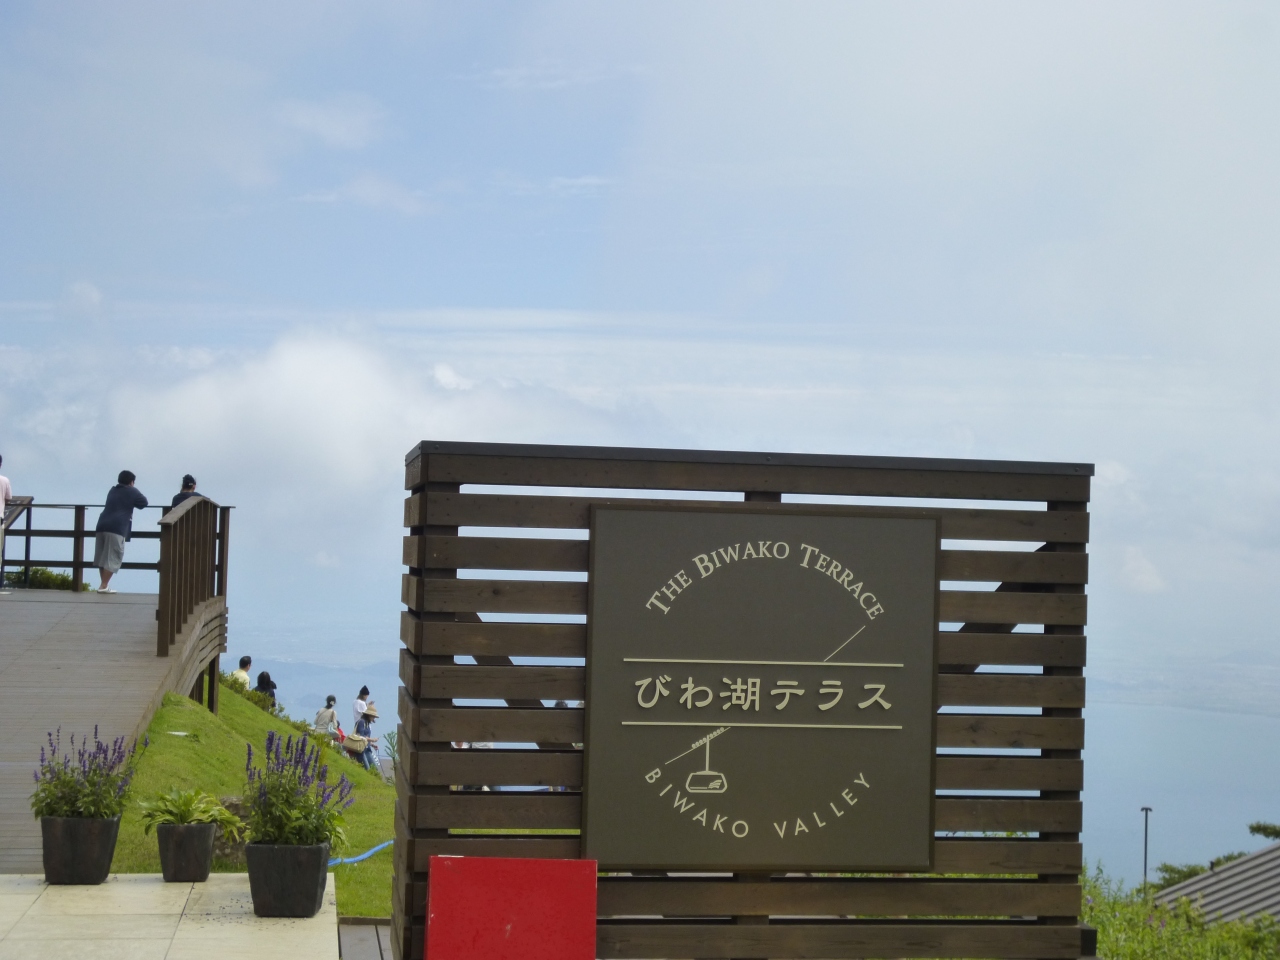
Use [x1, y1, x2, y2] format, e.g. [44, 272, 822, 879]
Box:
[111, 689, 396, 917]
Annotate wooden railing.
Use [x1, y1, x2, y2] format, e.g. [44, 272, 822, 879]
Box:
[1, 499, 161, 589]
[156, 496, 231, 657]
[0, 496, 230, 658]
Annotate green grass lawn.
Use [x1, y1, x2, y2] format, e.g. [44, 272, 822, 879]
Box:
[110, 688, 396, 917]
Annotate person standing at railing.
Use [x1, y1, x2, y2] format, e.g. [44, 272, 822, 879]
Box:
[93, 470, 148, 594]
[0, 454, 11, 593]
[171, 474, 199, 508]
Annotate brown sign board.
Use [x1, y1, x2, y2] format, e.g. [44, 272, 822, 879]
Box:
[582, 506, 939, 872]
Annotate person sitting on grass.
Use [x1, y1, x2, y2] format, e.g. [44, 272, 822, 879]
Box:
[315, 695, 339, 738]
[355, 704, 380, 771]
[230, 655, 252, 689]
[254, 670, 277, 703]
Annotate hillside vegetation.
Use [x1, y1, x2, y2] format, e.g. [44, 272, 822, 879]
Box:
[110, 687, 396, 917]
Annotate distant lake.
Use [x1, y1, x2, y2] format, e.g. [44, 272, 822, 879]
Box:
[1084, 701, 1280, 885]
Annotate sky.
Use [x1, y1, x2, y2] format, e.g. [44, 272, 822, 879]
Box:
[2, 1, 1279, 882]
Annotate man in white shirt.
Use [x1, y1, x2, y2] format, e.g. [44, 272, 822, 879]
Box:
[0, 455, 11, 593]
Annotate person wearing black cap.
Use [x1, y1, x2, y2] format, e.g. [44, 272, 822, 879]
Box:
[171, 475, 200, 508]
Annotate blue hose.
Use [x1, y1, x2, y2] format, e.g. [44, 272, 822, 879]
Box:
[328, 840, 394, 867]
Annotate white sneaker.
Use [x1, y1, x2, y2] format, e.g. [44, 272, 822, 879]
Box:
[98, 587, 116, 594]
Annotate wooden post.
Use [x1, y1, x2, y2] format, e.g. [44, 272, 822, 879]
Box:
[156, 519, 172, 657]
[71, 505, 85, 592]
[190, 672, 204, 706]
[207, 655, 220, 714]
[216, 506, 231, 597]
[22, 506, 32, 588]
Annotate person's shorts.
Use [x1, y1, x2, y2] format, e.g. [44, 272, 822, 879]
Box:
[93, 532, 126, 572]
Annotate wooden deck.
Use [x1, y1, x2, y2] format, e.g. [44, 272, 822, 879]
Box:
[338, 921, 395, 959]
[0, 590, 202, 873]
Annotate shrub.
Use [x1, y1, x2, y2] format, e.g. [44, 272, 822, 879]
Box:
[245, 730, 354, 849]
[4, 567, 89, 591]
[138, 788, 245, 841]
[31, 727, 145, 819]
[1085, 866, 1280, 958]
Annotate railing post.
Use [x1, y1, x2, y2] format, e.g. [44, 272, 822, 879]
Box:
[216, 506, 231, 597]
[207, 655, 220, 714]
[72, 505, 86, 592]
[23, 506, 32, 588]
[156, 520, 172, 657]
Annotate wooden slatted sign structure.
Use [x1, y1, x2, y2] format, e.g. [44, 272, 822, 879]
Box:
[395, 441, 1093, 960]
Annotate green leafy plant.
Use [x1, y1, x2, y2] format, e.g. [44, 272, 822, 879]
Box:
[382, 729, 399, 782]
[31, 727, 145, 819]
[4, 567, 90, 591]
[138, 788, 245, 841]
[245, 731, 354, 849]
[1085, 865, 1280, 958]
[1250, 821, 1280, 841]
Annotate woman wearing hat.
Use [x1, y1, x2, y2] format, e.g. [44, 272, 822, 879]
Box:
[354, 703, 380, 772]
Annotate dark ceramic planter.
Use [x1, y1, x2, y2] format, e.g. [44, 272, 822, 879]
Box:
[156, 823, 216, 882]
[41, 816, 120, 885]
[245, 842, 330, 917]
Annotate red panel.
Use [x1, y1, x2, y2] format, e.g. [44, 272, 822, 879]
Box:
[426, 855, 597, 960]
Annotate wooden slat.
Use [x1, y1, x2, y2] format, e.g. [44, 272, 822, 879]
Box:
[421, 451, 1093, 503]
[406, 492, 1090, 543]
[406, 534, 589, 571]
[403, 576, 1087, 625]
[936, 674, 1085, 708]
[935, 756, 1082, 792]
[594, 922, 1083, 959]
[403, 658, 585, 700]
[935, 798, 1081, 833]
[401, 661, 1082, 709]
[399, 694, 582, 743]
[403, 793, 1078, 834]
[400, 614, 586, 658]
[400, 700, 1082, 751]
[934, 839, 1081, 874]
[408, 752, 1081, 793]
[403, 835, 581, 869]
[411, 748, 582, 788]
[408, 792, 580, 829]
[397, 835, 1080, 876]
[938, 591, 1086, 626]
[402, 576, 586, 614]
[937, 549, 1086, 584]
[401, 619, 1085, 667]
[407, 536, 1089, 585]
[936, 633, 1085, 667]
[936, 715, 1083, 750]
[595, 878, 1080, 918]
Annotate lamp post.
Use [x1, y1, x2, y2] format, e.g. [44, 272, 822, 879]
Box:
[1141, 806, 1153, 889]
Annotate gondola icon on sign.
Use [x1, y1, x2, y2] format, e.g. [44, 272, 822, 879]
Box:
[683, 727, 729, 794]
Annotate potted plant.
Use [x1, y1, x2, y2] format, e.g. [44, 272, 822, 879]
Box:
[139, 789, 245, 882]
[31, 727, 144, 884]
[243, 730, 354, 917]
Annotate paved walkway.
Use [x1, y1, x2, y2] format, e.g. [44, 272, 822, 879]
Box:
[0, 873, 338, 959]
[0, 590, 167, 873]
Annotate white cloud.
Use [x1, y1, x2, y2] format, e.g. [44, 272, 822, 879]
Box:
[1120, 546, 1167, 594]
[279, 95, 385, 150]
[67, 282, 103, 312]
[298, 174, 428, 216]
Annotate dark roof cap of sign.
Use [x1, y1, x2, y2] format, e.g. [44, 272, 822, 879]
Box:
[407, 441, 1094, 477]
